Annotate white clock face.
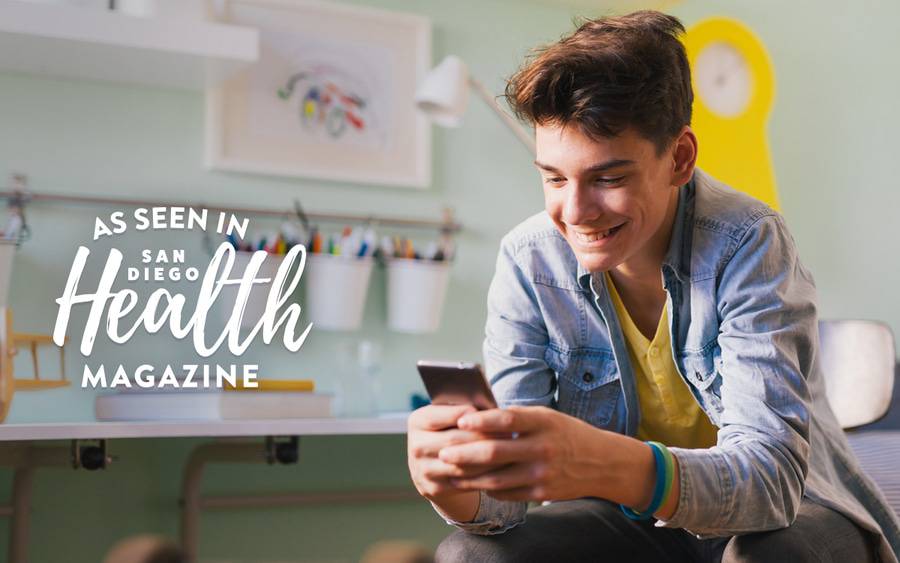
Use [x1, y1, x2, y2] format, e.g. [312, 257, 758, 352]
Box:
[695, 41, 752, 118]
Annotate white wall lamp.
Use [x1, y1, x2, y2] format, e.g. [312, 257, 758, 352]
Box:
[415, 55, 536, 155]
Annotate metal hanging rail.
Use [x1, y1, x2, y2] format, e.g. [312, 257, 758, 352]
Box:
[0, 182, 461, 234]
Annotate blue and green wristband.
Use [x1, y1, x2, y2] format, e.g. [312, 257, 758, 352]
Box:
[620, 441, 675, 520]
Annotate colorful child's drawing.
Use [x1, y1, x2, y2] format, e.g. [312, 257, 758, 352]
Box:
[278, 69, 369, 139]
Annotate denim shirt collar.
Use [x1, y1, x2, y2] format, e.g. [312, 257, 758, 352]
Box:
[576, 172, 697, 291]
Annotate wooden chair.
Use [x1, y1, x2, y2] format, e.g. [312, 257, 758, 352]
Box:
[0, 307, 69, 423]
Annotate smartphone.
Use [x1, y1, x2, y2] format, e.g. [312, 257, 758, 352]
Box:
[416, 360, 498, 411]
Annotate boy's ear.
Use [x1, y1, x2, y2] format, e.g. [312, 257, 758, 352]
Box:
[670, 126, 697, 186]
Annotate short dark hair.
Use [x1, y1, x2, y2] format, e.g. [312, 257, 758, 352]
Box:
[505, 10, 693, 155]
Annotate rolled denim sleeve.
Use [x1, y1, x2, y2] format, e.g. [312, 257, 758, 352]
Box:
[433, 491, 529, 535]
[430, 234, 556, 535]
[657, 213, 815, 536]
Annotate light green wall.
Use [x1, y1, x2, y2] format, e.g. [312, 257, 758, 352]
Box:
[1, 0, 582, 423]
[0, 0, 578, 561]
[666, 0, 900, 337]
[1, 0, 897, 561]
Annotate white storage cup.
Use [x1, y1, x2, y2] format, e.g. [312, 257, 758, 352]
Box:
[386, 258, 450, 333]
[305, 254, 374, 331]
[0, 241, 15, 308]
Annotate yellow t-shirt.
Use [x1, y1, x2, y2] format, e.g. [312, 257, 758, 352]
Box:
[605, 272, 718, 449]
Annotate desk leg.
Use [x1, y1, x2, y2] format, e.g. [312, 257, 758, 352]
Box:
[180, 440, 271, 563]
[9, 467, 33, 563]
[0, 443, 74, 563]
[178, 437, 420, 563]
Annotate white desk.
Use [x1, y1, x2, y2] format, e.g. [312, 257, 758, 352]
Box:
[0, 415, 410, 442]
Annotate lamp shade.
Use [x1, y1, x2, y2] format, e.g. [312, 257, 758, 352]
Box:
[415, 55, 470, 127]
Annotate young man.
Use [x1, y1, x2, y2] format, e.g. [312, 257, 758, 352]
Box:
[407, 11, 900, 563]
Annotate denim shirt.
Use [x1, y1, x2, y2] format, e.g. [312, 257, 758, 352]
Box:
[442, 169, 900, 562]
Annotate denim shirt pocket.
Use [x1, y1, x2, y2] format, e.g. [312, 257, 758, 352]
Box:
[680, 349, 724, 426]
[545, 346, 621, 428]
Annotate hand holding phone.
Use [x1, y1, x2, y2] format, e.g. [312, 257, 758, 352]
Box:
[416, 360, 498, 411]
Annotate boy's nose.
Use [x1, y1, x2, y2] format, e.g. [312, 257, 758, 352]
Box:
[561, 183, 601, 226]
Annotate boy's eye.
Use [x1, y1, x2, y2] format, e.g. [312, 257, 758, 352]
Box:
[542, 175, 623, 186]
[596, 176, 624, 185]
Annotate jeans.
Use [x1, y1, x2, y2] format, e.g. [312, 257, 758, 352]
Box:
[435, 497, 876, 563]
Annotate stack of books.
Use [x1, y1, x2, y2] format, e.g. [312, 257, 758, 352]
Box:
[94, 380, 332, 421]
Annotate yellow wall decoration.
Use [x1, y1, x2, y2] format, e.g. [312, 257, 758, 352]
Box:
[683, 17, 780, 210]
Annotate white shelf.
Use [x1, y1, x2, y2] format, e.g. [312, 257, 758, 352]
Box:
[0, 414, 409, 441]
[0, 0, 259, 90]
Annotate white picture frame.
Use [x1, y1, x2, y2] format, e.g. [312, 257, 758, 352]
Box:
[205, 0, 432, 188]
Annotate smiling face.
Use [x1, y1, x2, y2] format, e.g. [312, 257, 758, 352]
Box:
[536, 124, 693, 277]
